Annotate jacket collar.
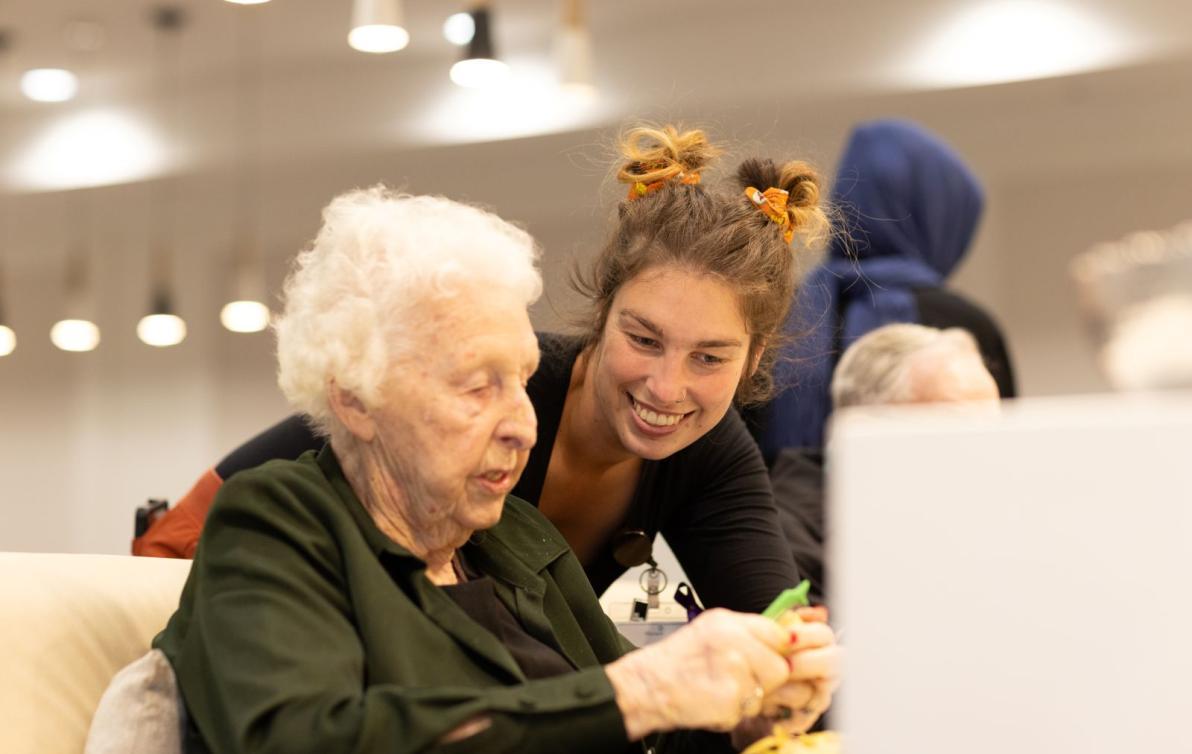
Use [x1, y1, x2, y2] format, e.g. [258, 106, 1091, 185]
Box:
[317, 445, 570, 575]
[315, 445, 577, 681]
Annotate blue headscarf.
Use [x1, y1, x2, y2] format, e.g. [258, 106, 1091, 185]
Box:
[758, 119, 985, 455]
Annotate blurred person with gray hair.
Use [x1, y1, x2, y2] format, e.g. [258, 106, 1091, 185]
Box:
[773, 323, 1000, 605]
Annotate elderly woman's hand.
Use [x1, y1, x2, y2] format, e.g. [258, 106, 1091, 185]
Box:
[605, 608, 799, 740]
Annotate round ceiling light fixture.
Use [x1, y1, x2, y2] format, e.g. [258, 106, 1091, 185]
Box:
[21, 68, 79, 102]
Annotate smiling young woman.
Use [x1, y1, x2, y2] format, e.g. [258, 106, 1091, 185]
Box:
[135, 124, 830, 614]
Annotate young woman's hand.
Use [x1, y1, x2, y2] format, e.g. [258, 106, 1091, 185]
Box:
[733, 607, 842, 747]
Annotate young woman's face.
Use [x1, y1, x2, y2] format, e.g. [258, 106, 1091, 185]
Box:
[587, 264, 753, 461]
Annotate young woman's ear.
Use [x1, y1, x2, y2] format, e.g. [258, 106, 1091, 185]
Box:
[747, 338, 767, 378]
[327, 379, 377, 442]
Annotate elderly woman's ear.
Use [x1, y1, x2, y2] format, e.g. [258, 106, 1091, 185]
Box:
[327, 379, 377, 443]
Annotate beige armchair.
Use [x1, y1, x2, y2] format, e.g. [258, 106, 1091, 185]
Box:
[0, 552, 191, 754]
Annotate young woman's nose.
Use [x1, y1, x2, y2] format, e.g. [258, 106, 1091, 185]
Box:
[644, 353, 687, 406]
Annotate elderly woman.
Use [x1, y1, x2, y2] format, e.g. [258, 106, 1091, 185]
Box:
[152, 187, 838, 753]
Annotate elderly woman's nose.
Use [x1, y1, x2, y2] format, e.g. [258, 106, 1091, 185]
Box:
[496, 390, 537, 449]
[645, 354, 687, 405]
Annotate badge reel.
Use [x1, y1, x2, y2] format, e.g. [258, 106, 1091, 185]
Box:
[612, 529, 667, 621]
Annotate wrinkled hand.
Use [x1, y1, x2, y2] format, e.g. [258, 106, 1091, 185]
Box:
[733, 606, 842, 748]
[606, 608, 793, 740]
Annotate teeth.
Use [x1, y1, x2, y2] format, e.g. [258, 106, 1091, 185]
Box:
[484, 471, 506, 481]
[632, 398, 683, 427]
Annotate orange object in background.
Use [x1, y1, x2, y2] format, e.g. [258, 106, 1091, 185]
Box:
[130, 468, 221, 559]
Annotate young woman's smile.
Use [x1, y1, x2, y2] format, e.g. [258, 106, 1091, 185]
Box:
[584, 264, 753, 461]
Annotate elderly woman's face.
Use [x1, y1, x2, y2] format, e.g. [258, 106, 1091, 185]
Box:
[371, 286, 539, 535]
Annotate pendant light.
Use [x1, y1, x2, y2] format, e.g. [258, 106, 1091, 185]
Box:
[349, 0, 409, 54]
[0, 46, 13, 358]
[450, 2, 508, 88]
[221, 3, 270, 334]
[137, 276, 187, 347]
[557, 0, 595, 99]
[138, 5, 186, 348]
[0, 257, 14, 357]
[51, 236, 101, 353]
[220, 264, 270, 332]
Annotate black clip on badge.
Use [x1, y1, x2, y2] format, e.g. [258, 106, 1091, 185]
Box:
[613, 529, 668, 616]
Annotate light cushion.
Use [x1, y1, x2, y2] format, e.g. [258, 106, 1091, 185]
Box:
[0, 552, 191, 754]
[84, 649, 183, 754]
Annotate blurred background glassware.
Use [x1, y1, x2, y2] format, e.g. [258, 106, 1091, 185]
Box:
[1071, 221, 1192, 391]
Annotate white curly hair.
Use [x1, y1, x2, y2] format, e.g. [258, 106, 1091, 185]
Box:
[274, 186, 542, 438]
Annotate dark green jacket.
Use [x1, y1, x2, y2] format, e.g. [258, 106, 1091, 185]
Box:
[155, 447, 648, 754]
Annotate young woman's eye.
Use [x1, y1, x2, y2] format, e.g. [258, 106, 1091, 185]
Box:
[628, 333, 660, 349]
[694, 352, 727, 366]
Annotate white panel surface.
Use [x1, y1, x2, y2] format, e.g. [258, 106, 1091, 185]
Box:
[831, 393, 1192, 754]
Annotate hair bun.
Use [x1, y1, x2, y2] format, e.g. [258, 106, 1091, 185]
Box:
[616, 124, 722, 189]
[736, 157, 782, 196]
[737, 157, 828, 248]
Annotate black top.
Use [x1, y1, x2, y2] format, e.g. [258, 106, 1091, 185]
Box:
[217, 332, 798, 613]
[768, 448, 827, 607]
[523, 334, 797, 610]
[443, 552, 577, 681]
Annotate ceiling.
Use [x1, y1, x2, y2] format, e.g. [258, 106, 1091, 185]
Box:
[1, 0, 1191, 187]
[0, 0, 1190, 285]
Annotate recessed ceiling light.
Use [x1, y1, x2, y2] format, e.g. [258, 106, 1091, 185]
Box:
[450, 58, 509, 88]
[21, 68, 79, 103]
[9, 109, 167, 191]
[64, 20, 108, 53]
[899, 1, 1144, 88]
[443, 13, 475, 46]
[224, 0, 271, 5]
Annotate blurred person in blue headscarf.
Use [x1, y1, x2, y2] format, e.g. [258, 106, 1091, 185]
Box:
[747, 118, 1017, 460]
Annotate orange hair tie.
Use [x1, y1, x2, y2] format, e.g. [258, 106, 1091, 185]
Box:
[627, 170, 701, 201]
[745, 186, 793, 243]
